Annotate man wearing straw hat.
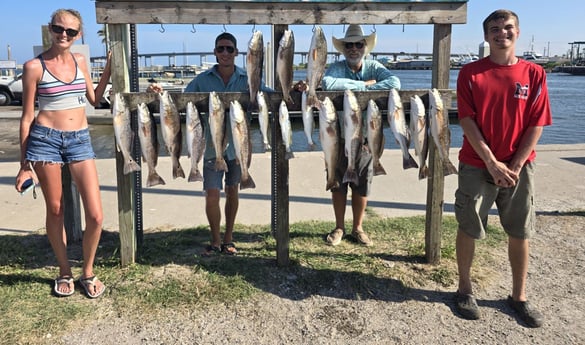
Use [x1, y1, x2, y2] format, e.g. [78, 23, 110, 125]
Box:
[322, 24, 401, 246]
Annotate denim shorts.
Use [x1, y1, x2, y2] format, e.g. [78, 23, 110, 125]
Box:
[203, 158, 241, 190]
[454, 162, 536, 240]
[25, 124, 96, 164]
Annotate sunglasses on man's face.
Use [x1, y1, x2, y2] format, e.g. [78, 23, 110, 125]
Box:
[216, 46, 235, 54]
[344, 42, 365, 50]
[51, 24, 79, 38]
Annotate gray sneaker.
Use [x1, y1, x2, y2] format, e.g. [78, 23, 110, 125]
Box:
[326, 228, 345, 246]
[351, 229, 373, 246]
[454, 291, 481, 320]
[507, 296, 543, 328]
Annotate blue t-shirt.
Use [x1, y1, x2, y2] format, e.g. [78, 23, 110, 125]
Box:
[322, 59, 401, 91]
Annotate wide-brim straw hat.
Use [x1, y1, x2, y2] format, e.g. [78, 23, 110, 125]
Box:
[332, 24, 377, 55]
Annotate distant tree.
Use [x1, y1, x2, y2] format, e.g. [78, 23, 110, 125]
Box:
[97, 24, 109, 55]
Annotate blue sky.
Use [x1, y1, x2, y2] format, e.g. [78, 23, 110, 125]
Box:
[1, 0, 582, 67]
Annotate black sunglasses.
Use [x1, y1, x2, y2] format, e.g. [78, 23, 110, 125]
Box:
[344, 42, 365, 50]
[216, 46, 235, 54]
[51, 24, 79, 38]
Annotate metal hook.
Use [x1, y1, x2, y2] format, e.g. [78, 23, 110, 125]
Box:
[402, 24, 405, 33]
[159, 23, 165, 33]
[191, 24, 196, 34]
[222, 24, 227, 33]
[251, 23, 256, 33]
[312, 24, 316, 33]
[371, 24, 377, 33]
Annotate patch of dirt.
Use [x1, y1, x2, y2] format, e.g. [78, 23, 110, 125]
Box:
[59, 214, 584, 344]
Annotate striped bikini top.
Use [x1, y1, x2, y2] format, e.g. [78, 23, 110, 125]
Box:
[37, 54, 87, 111]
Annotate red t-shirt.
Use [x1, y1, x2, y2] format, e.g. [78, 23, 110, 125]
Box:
[457, 57, 552, 168]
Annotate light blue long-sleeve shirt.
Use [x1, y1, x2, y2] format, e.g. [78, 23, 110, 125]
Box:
[322, 59, 401, 91]
[184, 64, 270, 160]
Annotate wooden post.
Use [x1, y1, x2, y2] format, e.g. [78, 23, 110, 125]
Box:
[62, 165, 83, 243]
[425, 24, 452, 265]
[109, 24, 137, 266]
[272, 25, 290, 266]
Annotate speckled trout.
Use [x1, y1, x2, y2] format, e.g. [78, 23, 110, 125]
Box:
[410, 94, 429, 179]
[159, 91, 185, 179]
[278, 100, 294, 160]
[276, 30, 295, 105]
[186, 101, 205, 182]
[343, 89, 363, 185]
[208, 91, 228, 171]
[306, 26, 327, 107]
[257, 91, 271, 151]
[366, 99, 386, 176]
[137, 102, 164, 187]
[246, 31, 264, 110]
[388, 88, 418, 170]
[429, 88, 458, 176]
[230, 100, 255, 189]
[112, 92, 141, 175]
[319, 97, 340, 191]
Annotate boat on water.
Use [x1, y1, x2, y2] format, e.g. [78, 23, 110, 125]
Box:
[521, 51, 550, 65]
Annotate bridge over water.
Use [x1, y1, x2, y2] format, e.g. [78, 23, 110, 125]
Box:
[90, 50, 469, 68]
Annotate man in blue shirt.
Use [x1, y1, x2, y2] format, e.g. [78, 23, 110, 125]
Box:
[152, 32, 269, 256]
[322, 25, 401, 247]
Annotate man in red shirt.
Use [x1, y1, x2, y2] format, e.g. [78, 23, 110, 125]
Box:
[453, 9, 552, 328]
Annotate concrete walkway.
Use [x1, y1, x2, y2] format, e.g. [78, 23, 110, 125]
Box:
[1, 143, 584, 235]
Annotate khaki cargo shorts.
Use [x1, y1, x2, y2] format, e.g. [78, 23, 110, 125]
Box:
[454, 161, 536, 240]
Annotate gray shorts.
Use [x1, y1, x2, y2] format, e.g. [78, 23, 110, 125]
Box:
[203, 158, 241, 191]
[331, 142, 373, 196]
[454, 162, 536, 239]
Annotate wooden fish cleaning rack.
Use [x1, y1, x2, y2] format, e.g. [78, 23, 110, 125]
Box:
[95, 0, 468, 266]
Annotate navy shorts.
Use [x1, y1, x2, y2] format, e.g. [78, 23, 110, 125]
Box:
[25, 124, 96, 164]
[203, 158, 241, 190]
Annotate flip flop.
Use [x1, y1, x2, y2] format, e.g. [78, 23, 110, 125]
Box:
[53, 276, 75, 297]
[201, 244, 221, 257]
[78, 276, 106, 299]
[221, 242, 238, 255]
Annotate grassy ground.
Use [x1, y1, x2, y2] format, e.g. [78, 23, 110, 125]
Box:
[0, 212, 507, 344]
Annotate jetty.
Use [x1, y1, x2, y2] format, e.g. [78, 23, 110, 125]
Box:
[553, 41, 585, 75]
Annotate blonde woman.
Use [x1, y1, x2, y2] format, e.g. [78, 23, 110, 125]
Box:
[15, 9, 111, 298]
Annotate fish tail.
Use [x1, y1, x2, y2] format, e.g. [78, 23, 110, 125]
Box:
[326, 179, 339, 191]
[240, 175, 256, 190]
[124, 159, 141, 175]
[285, 151, 295, 160]
[215, 159, 228, 172]
[373, 163, 387, 176]
[188, 169, 203, 182]
[418, 165, 429, 180]
[443, 160, 458, 176]
[402, 154, 419, 170]
[173, 161, 185, 179]
[343, 169, 359, 186]
[147, 171, 166, 187]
